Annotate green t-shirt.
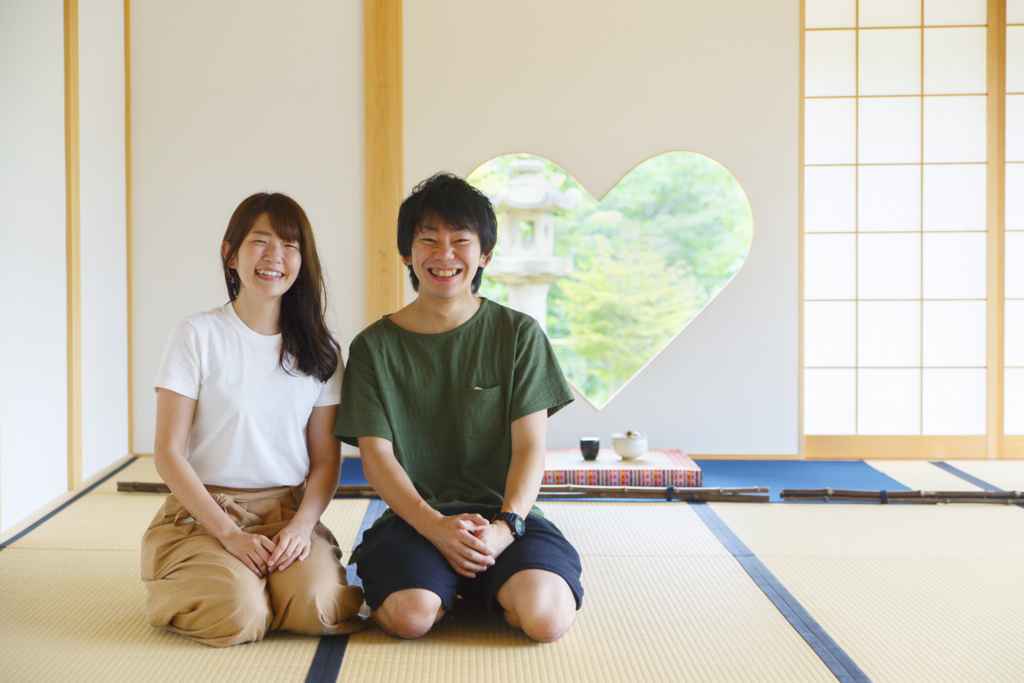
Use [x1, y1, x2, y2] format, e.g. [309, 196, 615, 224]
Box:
[335, 298, 574, 520]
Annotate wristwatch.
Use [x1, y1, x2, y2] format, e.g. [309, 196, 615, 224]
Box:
[492, 511, 525, 540]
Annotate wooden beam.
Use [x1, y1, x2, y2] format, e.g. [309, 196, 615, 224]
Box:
[365, 0, 404, 325]
[805, 435, 988, 460]
[65, 0, 82, 491]
[125, 0, 134, 455]
[987, 0, 1007, 458]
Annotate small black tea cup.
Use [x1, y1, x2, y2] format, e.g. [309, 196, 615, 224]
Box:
[580, 437, 600, 460]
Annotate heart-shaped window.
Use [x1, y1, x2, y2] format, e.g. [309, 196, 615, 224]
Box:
[468, 152, 753, 409]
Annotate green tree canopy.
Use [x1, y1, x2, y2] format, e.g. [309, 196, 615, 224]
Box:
[468, 152, 752, 408]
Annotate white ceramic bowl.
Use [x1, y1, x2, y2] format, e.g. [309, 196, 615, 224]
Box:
[611, 432, 648, 460]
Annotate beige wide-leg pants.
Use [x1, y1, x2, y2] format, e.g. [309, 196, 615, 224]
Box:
[141, 485, 365, 647]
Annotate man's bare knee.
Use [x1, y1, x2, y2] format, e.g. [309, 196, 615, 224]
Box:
[498, 569, 578, 643]
[519, 607, 575, 643]
[373, 589, 444, 640]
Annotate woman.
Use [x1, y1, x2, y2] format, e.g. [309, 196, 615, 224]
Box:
[142, 193, 364, 647]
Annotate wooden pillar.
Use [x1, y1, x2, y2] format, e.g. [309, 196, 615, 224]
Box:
[987, 0, 1006, 458]
[65, 0, 83, 490]
[365, 0, 404, 325]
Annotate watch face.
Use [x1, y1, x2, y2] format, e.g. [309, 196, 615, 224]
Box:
[515, 517, 525, 536]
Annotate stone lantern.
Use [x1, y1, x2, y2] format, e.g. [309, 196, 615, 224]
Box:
[486, 159, 582, 332]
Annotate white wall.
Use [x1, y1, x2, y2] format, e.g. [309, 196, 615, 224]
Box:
[0, 0, 69, 532]
[131, 0, 365, 453]
[404, 0, 801, 454]
[80, 0, 129, 480]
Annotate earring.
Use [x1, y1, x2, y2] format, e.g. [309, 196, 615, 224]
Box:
[296, 278, 302, 294]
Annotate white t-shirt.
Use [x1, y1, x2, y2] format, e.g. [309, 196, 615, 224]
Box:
[153, 303, 341, 488]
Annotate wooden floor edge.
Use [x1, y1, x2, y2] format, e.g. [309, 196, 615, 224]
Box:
[0, 452, 135, 544]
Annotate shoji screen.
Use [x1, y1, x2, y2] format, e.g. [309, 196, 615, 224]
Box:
[1008, 3, 1024, 437]
[803, 0, 989, 440]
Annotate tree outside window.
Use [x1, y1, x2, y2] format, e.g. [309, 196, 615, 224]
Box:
[468, 152, 753, 408]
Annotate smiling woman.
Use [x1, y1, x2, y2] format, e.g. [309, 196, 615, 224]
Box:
[467, 153, 754, 409]
[141, 192, 366, 647]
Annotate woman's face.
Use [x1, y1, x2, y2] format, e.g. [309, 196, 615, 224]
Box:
[223, 213, 302, 302]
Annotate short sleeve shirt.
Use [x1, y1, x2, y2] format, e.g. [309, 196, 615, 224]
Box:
[335, 299, 574, 518]
[154, 303, 340, 488]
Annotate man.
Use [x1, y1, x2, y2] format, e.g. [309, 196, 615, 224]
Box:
[335, 172, 583, 642]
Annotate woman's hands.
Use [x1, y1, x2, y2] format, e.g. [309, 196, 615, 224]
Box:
[219, 523, 313, 577]
[422, 513, 496, 578]
[267, 523, 314, 573]
[220, 528, 277, 577]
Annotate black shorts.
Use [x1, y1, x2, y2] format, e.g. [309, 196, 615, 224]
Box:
[352, 507, 584, 614]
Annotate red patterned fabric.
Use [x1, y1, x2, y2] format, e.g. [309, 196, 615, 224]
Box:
[543, 449, 702, 487]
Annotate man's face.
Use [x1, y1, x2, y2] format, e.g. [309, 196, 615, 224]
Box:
[404, 220, 491, 301]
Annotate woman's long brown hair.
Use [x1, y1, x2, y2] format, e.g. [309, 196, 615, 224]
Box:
[221, 193, 339, 382]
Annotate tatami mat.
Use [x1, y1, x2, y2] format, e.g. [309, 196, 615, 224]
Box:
[0, 461, 372, 683]
[710, 502, 1024, 682]
[538, 500, 730, 558]
[8, 492, 164, 550]
[338, 501, 837, 683]
[943, 460, 1024, 491]
[9, 458, 1024, 682]
[0, 548, 320, 683]
[865, 461, 984, 493]
[93, 455, 163, 493]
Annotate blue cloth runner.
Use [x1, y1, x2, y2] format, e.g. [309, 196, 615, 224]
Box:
[695, 459, 910, 502]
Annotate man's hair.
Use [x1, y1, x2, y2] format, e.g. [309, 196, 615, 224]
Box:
[397, 172, 498, 294]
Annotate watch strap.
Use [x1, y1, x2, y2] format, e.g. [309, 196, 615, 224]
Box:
[492, 512, 525, 539]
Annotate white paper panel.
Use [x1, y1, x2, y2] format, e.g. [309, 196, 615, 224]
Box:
[804, 301, 857, 366]
[806, 98, 857, 164]
[922, 369, 986, 434]
[923, 232, 987, 298]
[923, 96, 987, 162]
[805, 166, 856, 232]
[1007, 369, 1024, 434]
[1007, 232, 1024, 298]
[858, 233, 922, 299]
[806, 30, 857, 97]
[924, 0, 987, 26]
[858, 301, 921, 367]
[805, 233, 857, 299]
[1007, 164, 1024, 231]
[806, 0, 857, 29]
[1011, 0, 1024, 25]
[859, 97, 922, 163]
[922, 164, 986, 231]
[1009, 96, 1024, 162]
[859, 0, 921, 27]
[858, 369, 921, 434]
[1007, 27, 1024, 94]
[0, 0, 69, 532]
[804, 369, 857, 434]
[923, 28, 987, 95]
[1005, 300, 1024, 367]
[922, 300, 987, 366]
[858, 165, 921, 232]
[859, 29, 921, 96]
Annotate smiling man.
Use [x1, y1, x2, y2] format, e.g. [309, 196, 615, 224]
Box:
[335, 173, 584, 642]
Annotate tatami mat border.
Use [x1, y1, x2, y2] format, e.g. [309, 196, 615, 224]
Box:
[0, 456, 136, 550]
[691, 502, 873, 683]
[931, 462, 1004, 492]
[305, 498, 387, 683]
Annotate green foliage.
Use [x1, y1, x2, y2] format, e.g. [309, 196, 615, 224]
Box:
[467, 152, 752, 408]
